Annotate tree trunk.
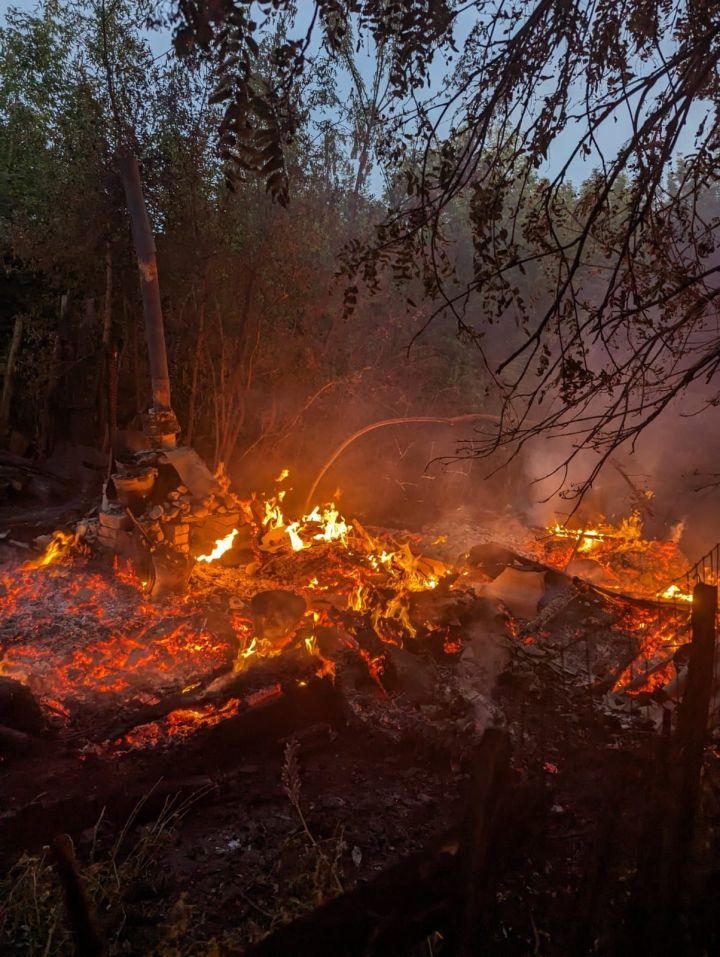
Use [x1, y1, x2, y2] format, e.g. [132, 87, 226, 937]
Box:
[186, 291, 205, 447]
[38, 294, 64, 457]
[98, 243, 113, 448]
[116, 151, 171, 413]
[0, 314, 24, 441]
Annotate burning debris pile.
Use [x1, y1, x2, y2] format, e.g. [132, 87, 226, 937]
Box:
[3, 469, 720, 957]
[0, 467, 708, 761]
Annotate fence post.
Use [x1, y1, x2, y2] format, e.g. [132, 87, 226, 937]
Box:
[678, 582, 717, 820]
[670, 580, 718, 923]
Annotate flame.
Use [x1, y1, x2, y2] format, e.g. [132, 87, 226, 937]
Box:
[658, 583, 693, 603]
[24, 530, 74, 569]
[285, 521, 306, 551]
[263, 497, 286, 529]
[303, 504, 349, 544]
[548, 524, 606, 553]
[547, 512, 645, 555]
[197, 529, 238, 563]
[541, 511, 689, 598]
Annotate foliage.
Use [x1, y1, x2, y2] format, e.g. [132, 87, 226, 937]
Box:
[169, 0, 457, 205]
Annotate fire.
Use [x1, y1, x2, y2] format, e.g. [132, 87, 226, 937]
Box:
[547, 513, 645, 555]
[24, 530, 75, 569]
[263, 496, 286, 530]
[303, 504, 349, 544]
[548, 523, 605, 553]
[658, 583, 693, 603]
[541, 511, 688, 598]
[285, 522, 306, 551]
[4, 466, 706, 757]
[197, 528, 238, 563]
[260, 495, 351, 552]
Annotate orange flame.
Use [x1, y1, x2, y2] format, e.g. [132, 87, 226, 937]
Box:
[197, 529, 238, 563]
[24, 530, 74, 569]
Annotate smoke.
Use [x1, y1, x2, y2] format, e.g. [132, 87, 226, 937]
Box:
[515, 392, 720, 561]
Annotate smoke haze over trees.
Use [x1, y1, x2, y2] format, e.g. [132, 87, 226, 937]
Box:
[1, 0, 719, 542]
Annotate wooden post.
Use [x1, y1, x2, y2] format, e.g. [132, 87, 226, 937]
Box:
[677, 581, 717, 836]
[457, 729, 511, 956]
[116, 151, 174, 421]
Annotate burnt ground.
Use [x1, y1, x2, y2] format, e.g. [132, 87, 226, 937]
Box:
[2, 514, 720, 956]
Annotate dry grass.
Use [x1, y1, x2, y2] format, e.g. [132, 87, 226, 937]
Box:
[0, 783, 213, 956]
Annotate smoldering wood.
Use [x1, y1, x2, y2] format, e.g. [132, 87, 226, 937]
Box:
[96, 654, 331, 743]
[1, 677, 342, 860]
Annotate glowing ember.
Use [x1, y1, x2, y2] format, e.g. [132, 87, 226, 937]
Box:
[0, 563, 247, 710]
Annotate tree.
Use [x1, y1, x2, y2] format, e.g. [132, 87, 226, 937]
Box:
[171, 0, 720, 499]
[2, 0, 493, 523]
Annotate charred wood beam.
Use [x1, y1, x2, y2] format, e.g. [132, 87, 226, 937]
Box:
[0, 723, 35, 755]
[2, 678, 342, 862]
[97, 653, 321, 743]
[188, 675, 345, 770]
[0, 503, 86, 530]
